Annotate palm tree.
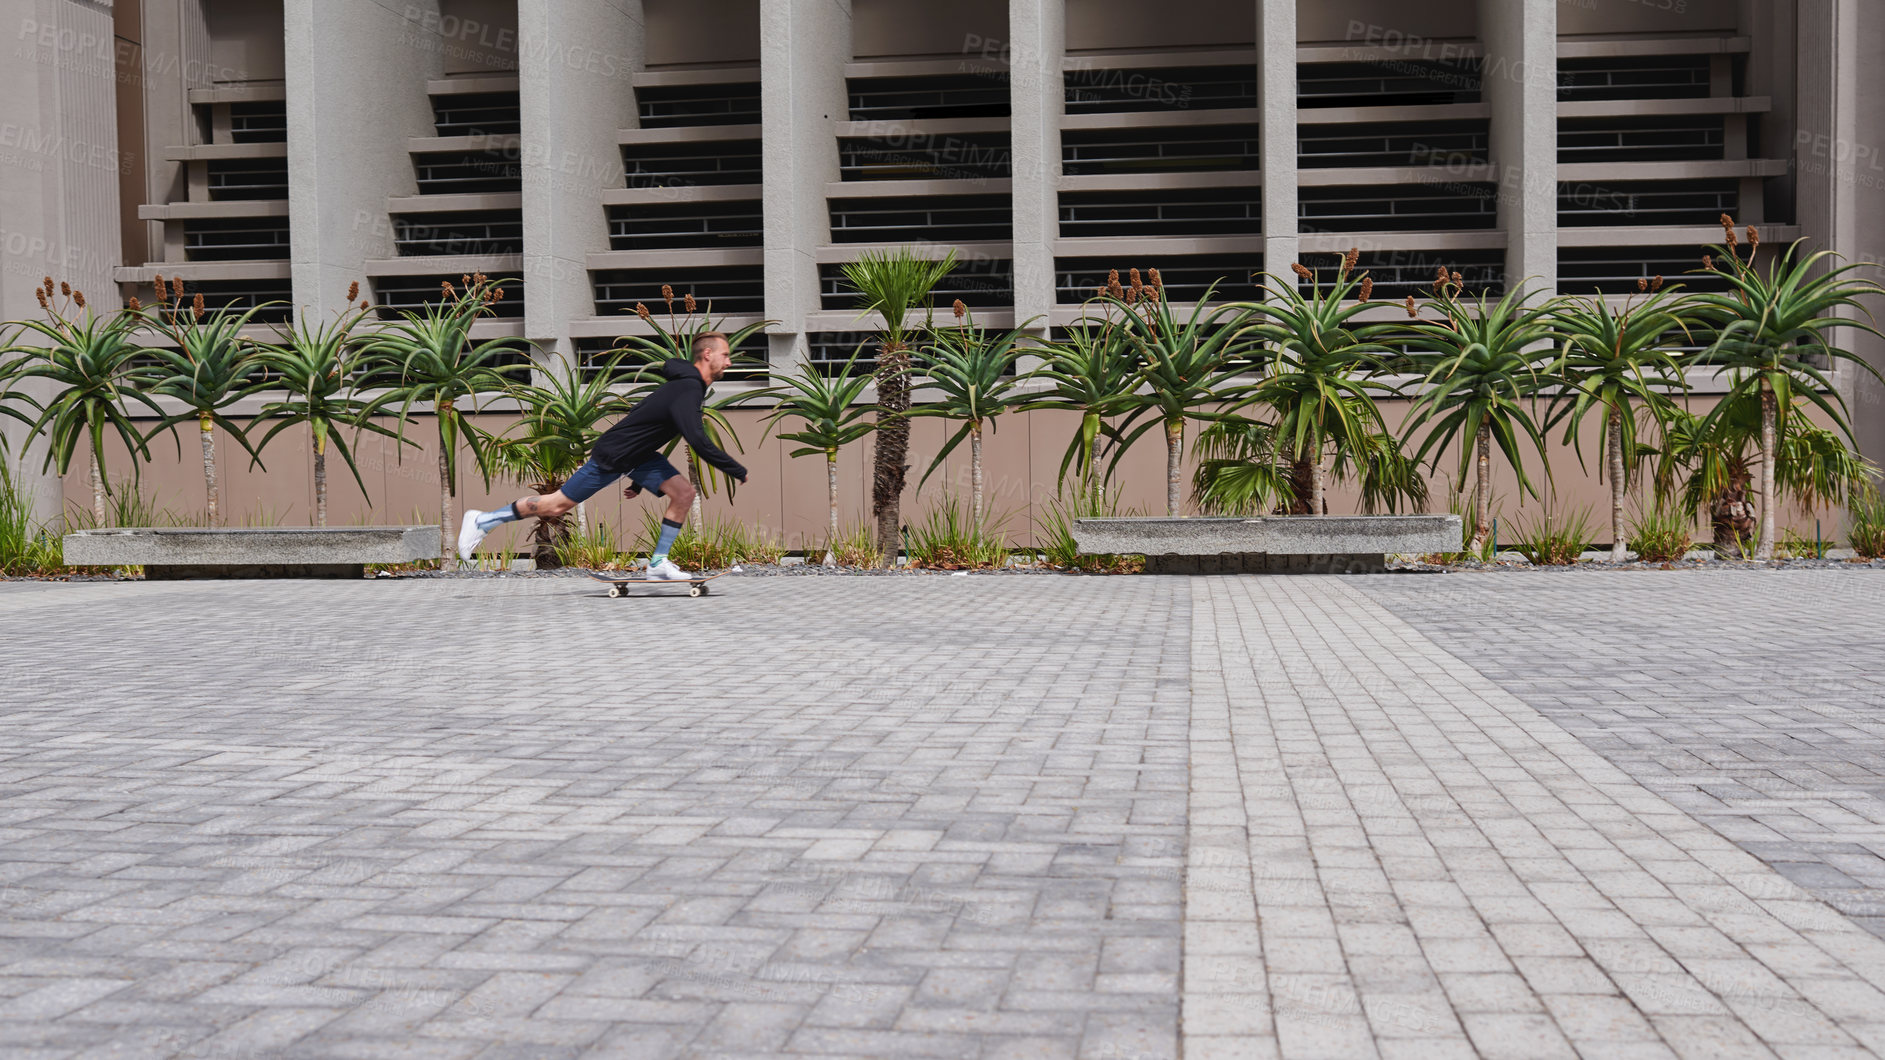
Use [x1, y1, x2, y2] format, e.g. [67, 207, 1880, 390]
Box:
[356, 274, 527, 561]
[1546, 278, 1694, 560]
[762, 350, 877, 564]
[1108, 273, 1252, 516]
[0, 280, 163, 526]
[1684, 219, 1885, 559]
[839, 247, 958, 566]
[139, 284, 274, 525]
[609, 291, 774, 525]
[475, 353, 634, 566]
[910, 301, 1036, 523]
[1658, 392, 1876, 559]
[248, 285, 398, 527]
[1401, 272, 1557, 553]
[1025, 289, 1141, 506]
[1231, 253, 1395, 515]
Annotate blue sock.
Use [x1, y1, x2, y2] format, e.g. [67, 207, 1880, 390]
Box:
[476, 504, 522, 532]
[650, 518, 683, 565]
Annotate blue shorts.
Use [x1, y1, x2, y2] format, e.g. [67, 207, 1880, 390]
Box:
[560, 454, 681, 503]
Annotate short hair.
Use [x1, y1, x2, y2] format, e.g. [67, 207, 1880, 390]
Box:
[691, 331, 729, 358]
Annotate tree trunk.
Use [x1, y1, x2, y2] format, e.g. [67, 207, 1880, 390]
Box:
[1310, 443, 1325, 517]
[970, 422, 985, 525]
[1712, 476, 1756, 559]
[685, 443, 702, 526]
[1285, 455, 1314, 515]
[313, 436, 328, 529]
[89, 446, 106, 527]
[872, 343, 911, 566]
[199, 413, 218, 526]
[576, 500, 588, 536]
[825, 449, 839, 566]
[1608, 402, 1626, 562]
[1471, 421, 1493, 553]
[437, 398, 453, 562]
[1164, 418, 1183, 517]
[1080, 410, 1101, 510]
[535, 476, 567, 570]
[1755, 378, 1777, 560]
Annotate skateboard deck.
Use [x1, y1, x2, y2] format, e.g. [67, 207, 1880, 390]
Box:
[585, 565, 740, 598]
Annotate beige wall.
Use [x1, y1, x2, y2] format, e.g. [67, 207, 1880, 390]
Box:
[851, 0, 1008, 58]
[645, 0, 760, 66]
[69, 398, 1847, 553]
[206, 0, 285, 83]
[1066, 0, 1254, 51]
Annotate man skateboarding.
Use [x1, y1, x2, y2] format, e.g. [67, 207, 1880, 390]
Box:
[458, 331, 748, 579]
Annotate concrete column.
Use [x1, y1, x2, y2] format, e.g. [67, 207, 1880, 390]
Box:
[760, 0, 850, 375]
[284, 0, 440, 318]
[518, 0, 642, 368]
[1009, 0, 1063, 338]
[0, 0, 126, 520]
[1478, 0, 1557, 295]
[1257, 0, 1296, 277]
[1795, 0, 1881, 466]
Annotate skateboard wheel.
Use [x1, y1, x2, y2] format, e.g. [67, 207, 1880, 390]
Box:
[689, 585, 703, 597]
[608, 586, 622, 598]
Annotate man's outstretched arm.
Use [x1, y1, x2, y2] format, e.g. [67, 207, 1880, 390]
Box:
[673, 390, 748, 482]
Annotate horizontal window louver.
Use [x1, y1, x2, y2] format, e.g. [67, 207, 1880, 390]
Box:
[607, 200, 763, 250]
[1315, 249, 1505, 300]
[1297, 120, 1488, 169]
[182, 218, 290, 262]
[1063, 65, 1256, 113]
[593, 266, 765, 317]
[828, 195, 1011, 243]
[207, 158, 288, 201]
[1557, 55, 1711, 102]
[1558, 246, 1733, 295]
[622, 140, 762, 186]
[1298, 184, 1497, 232]
[805, 332, 880, 376]
[392, 211, 524, 256]
[575, 335, 768, 383]
[1558, 116, 1725, 163]
[414, 150, 522, 194]
[636, 82, 762, 128]
[372, 276, 525, 319]
[431, 92, 522, 136]
[1058, 188, 1261, 238]
[1557, 179, 1739, 227]
[1061, 126, 1258, 176]
[839, 134, 1011, 181]
[172, 280, 294, 323]
[1298, 59, 1482, 107]
[846, 75, 1010, 120]
[1055, 255, 1262, 305]
[228, 101, 286, 144]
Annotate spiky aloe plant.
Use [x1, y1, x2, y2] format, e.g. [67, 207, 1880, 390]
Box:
[0, 280, 164, 526]
[140, 281, 275, 525]
[355, 274, 528, 560]
[1545, 277, 1694, 560]
[1024, 293, 1141, 507]
[839, 247, 958, 565]
[248, 284, 398, 527]
[1401, 270, 1557, 554]
[762, 349, 877, 564]
[1228, 252, 1396, 515]
[1684, 218, 1885, 559]
[1106, 271, 1253, 517]
[910, 301, 1037, 523]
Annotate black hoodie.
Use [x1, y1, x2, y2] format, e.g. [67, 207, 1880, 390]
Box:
[591, 359, 747, 481]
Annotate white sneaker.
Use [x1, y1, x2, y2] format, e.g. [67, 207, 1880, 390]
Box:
[457, 510, 487, 562]
[646, 558, 692, 581]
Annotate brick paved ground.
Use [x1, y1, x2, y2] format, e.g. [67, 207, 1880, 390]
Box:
[0, 570, 1882, 1058]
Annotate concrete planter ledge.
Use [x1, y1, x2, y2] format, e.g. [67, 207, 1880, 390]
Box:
[63, 526, 438, 579]
[1073, 515, 1463, 574]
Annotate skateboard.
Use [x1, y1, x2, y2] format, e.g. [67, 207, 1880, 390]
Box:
[584, 565, 740, 598]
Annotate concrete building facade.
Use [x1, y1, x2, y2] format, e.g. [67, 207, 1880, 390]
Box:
[2, 0, 1881, 550]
